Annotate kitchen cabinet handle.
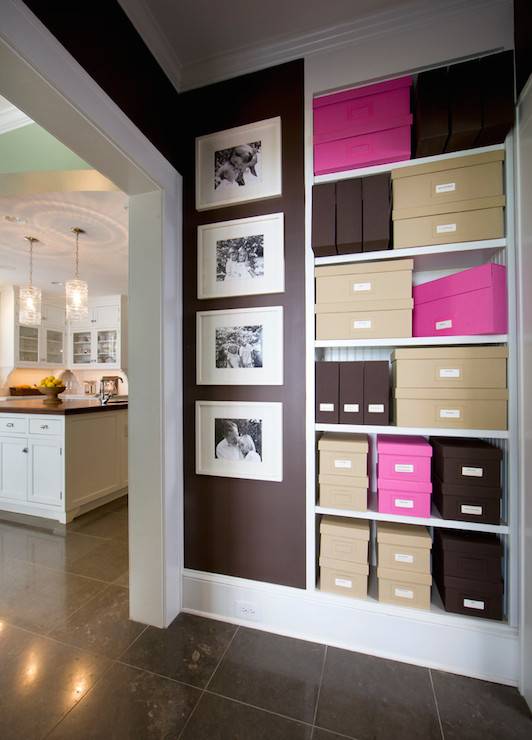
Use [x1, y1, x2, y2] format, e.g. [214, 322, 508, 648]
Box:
[40, 424, 49, 430]
[22, 448, 28, 453]
[6, 422, 14, 428]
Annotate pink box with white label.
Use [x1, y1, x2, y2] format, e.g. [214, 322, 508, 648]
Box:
[378, 478, 432, 518]
[377, 435, 432, 483]
[413, 263, 507, 337]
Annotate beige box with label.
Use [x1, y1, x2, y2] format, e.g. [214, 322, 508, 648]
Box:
[315, 259, 413, 306]
[377, 522, 432, 575]
[393, 206, 504, 249]
[377, 566, 432, 610]
[394, 387, 508, 430]
[319, 474, 369, 511]
[320, 556, 369, 598]
[316, 298, 413, 340]
[320, 515, 370, 564]
[318, 433, 369, 478]
[392, 346, 508, 389]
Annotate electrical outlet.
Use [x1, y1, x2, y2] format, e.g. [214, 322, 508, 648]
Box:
[235, 600, 259, 621]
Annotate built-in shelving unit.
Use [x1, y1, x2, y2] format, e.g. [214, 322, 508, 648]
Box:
[315, 334, 508, 349]
[315, 422, 509, 439]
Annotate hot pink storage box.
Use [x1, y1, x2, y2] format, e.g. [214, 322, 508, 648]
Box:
[313, 76, 413, 175]
[377, 435, 432, 483]
[378, 478, 432, 518]
[413, 263, 508, 337]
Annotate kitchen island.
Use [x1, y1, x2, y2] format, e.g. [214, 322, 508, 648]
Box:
[0, 399, 128, 523]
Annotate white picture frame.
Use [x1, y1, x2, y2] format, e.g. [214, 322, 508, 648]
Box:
[196, 400, 283, 482]
[197, 306, 283, 386]
[195, 117, 282, 211]
[197, 212, 284, 299]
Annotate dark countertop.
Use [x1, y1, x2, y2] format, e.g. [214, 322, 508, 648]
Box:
[0, 399, 128, 415]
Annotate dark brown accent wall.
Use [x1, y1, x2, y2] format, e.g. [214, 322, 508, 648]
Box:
[180, 60, 306, 588]
[514, 0, 532, 98]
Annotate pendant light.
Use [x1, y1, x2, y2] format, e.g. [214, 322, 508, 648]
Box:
[66, 227, 88, 321]
[19, 236, 42, 326]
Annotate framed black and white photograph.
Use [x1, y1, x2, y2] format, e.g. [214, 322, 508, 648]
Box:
[196, 306, 283, 385]
[197, 213, 284, 299]
[196, 401, 283, 481]
[196, 117, 282, 211]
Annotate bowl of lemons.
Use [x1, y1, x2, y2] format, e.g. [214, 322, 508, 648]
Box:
[38, 376, 66, 406]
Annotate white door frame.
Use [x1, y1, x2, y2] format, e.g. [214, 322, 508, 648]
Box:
[0, 0, 182, 627]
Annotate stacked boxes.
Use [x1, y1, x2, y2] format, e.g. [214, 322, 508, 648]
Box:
[377, 522, 433, 609]
[315, 259, 413, 340]
[316, 361, 390, 426]
[392, 346, 508, 430]
[431, 437, 502, 525]
[319, 516, 370, 597]
[433, 529, 504, 620]
[377, 435, 433, 517]
[318, 433, 369, 511]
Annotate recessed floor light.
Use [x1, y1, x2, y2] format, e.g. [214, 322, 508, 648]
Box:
[4, 215, 28, 224]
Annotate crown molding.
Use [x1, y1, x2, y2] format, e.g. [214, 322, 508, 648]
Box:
[116, 0, 183, 92]
[0, 102, 32, 134]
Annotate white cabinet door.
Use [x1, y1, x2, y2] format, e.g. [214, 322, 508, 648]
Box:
[44, 328, 64, 365]
[17, 325, 40, 365]
[0, 436, 29, 501]
[92, 305, 120, 327]
[28, 440, 63, 507]
[71, 329, 94, 366]
[96, 329, 119, 366]
[43, 303, 65, 328]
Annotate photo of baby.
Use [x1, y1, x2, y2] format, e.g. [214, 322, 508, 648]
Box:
[214, 418, 263, 463]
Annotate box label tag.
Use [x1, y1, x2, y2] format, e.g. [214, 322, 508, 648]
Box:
[435, 319, 452, 330]
[439, 368, 460, 378]
[353, 320, 371, 329]
[319, 403, 335, 412]
[440, 409, 460, 419]
[394, 498, 414, 509]
[436, 223, 457, 234]
[335, 578, 352, 589]
[353, 282, 372, 292]
[343, 403, 359, 413]
[461, 504, 483, 515]
[395, 463, 414, 473]
[462, 466, 483, 478]
[464, 598, 485, 610]
[394, 587, 414, 599]
[368, 404, 384, 413]
[395, 553, 414, 564]
[435, 182, 456, 193]
[334, 459, 352, 469]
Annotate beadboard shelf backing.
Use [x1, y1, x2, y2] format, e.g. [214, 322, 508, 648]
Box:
[315, 334, 509, 348]
[315, 423, 509, 439]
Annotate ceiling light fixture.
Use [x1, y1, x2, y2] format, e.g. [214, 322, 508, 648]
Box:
[66, 227, 88, 322]
[5, 215, 28, 225]
[19, 236, 42, 326]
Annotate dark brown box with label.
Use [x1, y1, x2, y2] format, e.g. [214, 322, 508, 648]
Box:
[434, 572, 504, 620]
[446, 58, 482, 152]
[339, 362, 364, 425]
[414, 66, 449, 157]
[433, 529, 503, 583]
[362, 173, 391, 252]
[431, 437, 502, 488]
[312, 183, 336, 256]
[363, 360, 390, 425]
[433, 478, 502, 525]
[336, 179, 362, 254]
[477, 50, 515, 147]
[315, 361, 340, 424]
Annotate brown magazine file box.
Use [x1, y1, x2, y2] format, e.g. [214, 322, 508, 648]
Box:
[430, 437, 502, 487]
[336, 179, 362, 254]
[362, 173, 391, 252]
[363, 360, 390, 425]
[312, 183, 336, 256]
[339, 362, 364, 425]
[315, 361, 339, 424]
[414, 66, 449, 157]
[477, 50, 515, 146]
[446, 58, 482, 152]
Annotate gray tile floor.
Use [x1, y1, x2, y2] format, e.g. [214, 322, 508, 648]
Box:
[0, 497, 531, 739]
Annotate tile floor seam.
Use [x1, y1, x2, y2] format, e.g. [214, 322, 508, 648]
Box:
[44, 583, 113, 637]
[203, 623, 240, 692]
[6, 552, 126, 586]
[116, 658, 207, 693]
[312, 643, 328, 727]
[429, 668, 446, 740]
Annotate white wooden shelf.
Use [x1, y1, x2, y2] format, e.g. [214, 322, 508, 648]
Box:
[315, 423, 509, 439]
[313, 143, 505, 184]
[315, 334, 508, 348]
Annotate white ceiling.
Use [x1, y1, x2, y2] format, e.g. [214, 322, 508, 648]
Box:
[0, 191, 128, 296]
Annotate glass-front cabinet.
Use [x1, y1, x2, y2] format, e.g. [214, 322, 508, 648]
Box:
[71, 328, 120, 368]
[18, 326, 40, 363]
[97, 330, 118, 365]
[71, 330, 92, 365]
[45, 329, 64, 365]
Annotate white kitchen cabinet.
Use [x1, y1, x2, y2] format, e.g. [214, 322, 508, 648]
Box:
[28, 438, 63, 507]
[68, 296, 127, 371]
[0, 436, 28, 501]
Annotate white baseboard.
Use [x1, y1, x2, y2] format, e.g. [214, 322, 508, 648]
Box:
[183, 568, 519, 686]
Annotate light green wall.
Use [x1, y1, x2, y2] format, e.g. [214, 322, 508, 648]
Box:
[0, 123, 90, 173]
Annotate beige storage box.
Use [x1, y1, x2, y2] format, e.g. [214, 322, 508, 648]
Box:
[377, 522, 432, 575]
[377, 566, 432, 610]
[318, 433, 369, 478]
[394, 387, 508, 430]
[320, 556, 369, 598]
[320, 515, 370, 564]
[315, 259, 413, 306]
[393, 206, 504, 249]
[392, 346, 508, 390]
[316, 298, 413, 340]
[319, 474, 369, 511]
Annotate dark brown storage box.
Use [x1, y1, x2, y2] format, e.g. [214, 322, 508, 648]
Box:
[433, 478, 501, 525]
[477, 50, 515, 147]
[363, 360, 390, 425]
[312, 183, 336, 256]
[336, 179, 362, 254]
[434, 572, 503, 620]
[433, 529, 503, 583]
[362, 173, 391, 252]
[446, 59, 482, 152]
[431, 437, 502, 488]
[316, 361, 339, 424]
[414, 67, 449, 157]
[339, 362, 364, 425]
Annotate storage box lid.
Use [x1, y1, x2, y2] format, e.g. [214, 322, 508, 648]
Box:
[392, 195, 505, 221]
[313, 76, 413, 109]
[394, 387, 508, 400]
[391, 346, 508, 361]
[377, 521, 432, 548]
[435, 573, 504, 595]
[431, 437, 503, 461]
[413, 263, 506, 307]
[390, 149, 505, 180]
[434, 528, 503, 558]
[434, 477, 502, 500]
[318, 433, 369, 453]
[377, 566, 432, 586]
[377, 477, 432, 494]
[320, 515, 370, 541]
[316, 297, 413, 314]
[315, 259, 413, 279]
[377, 434, 432, 457]
[319, 473, 369, 488]
[319, 556, 369, 576]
